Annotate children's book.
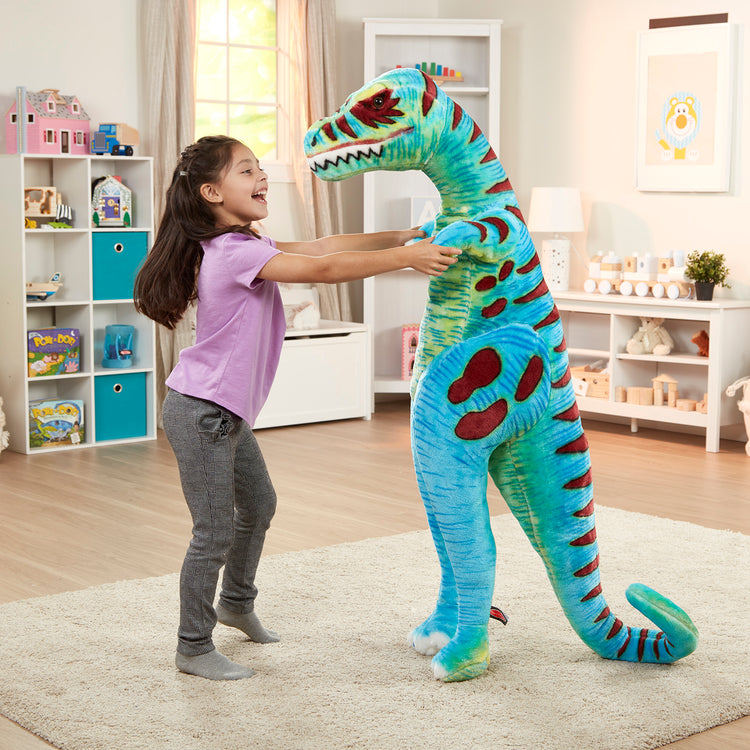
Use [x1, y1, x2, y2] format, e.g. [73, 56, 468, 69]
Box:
[28, 399, 84, 448]
[27, 327, 80, 377]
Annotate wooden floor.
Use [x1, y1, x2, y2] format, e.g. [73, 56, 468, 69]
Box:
[0, 401, 748, 749]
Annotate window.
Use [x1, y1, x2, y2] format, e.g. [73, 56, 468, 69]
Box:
[45, 100, 55, 113]
[44, 129, 56, 143]
[71, 102, 80, 115]
[75, 131, 85, 145]
[195, 0, 290, 178]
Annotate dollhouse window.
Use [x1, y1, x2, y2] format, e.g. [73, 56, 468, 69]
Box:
[46, 100, 55, 113]
[10, 113, 16, 123]
[195, 0, 290, 173]
[71, 102, 80, 114]
[44, 129, 56, 143]
[74, 131, 84, 145]
[27, 113, 34, 123]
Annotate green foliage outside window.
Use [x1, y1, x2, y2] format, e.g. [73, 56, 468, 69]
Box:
[195, 0, 278, 160]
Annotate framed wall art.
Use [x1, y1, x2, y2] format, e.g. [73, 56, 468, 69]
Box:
[635, 22, 735, 192]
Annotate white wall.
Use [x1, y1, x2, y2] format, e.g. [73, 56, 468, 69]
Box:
[0, 0, 140, 150]
[433, 0, 750, 298]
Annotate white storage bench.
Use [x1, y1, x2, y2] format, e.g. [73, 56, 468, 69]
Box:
[254, 321, 372, 429]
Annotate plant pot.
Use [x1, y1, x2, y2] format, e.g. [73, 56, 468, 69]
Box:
[694, 282, 715, 301]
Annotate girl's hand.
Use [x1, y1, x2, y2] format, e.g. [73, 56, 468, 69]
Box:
[397, 227, 428, 245]
[407, 237, 461, 276]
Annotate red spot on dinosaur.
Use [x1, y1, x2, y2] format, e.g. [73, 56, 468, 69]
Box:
[455, 399, 509, 440]
[448, 348, 502, 404]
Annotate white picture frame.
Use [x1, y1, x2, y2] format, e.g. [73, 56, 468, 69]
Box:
[635, 23, 735, 192]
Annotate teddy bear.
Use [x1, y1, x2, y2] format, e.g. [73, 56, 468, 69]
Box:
[626, 316, 674, 356]
[0, 397, 10, 454]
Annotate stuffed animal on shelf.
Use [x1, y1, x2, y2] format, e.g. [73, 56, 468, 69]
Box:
[0, 397, 10, 454]
[691, 329, 709, 357]
[726, 376, 750, 457]
[626, 317, 674, 356]
[305, 67, 697, 682]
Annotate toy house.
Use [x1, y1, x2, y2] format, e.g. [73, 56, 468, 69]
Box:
[5, 87, 90, 155]
[91, 175, 132, 227]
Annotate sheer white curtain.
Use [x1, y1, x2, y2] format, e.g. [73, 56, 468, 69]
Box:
[140, 0, 197, 425]
[289, 0, 351, 321]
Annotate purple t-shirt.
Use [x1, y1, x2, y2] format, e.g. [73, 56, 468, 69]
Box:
[166, 232, 285, 426]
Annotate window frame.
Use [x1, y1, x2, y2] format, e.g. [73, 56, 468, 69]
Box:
[195, 0, 293, 183]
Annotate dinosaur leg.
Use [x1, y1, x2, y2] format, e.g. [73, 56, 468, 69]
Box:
[408, 438, 458, 655]
[410, 325, 551, 681]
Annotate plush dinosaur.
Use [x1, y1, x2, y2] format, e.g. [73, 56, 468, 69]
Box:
[304, 68, 698, 682]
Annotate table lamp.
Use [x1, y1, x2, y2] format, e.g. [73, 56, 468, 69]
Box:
[527, 187, 584, 291]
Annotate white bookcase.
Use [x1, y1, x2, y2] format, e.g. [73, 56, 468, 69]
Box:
[362, 17, 502, 394]
[0, 154, 156, 454]
[554, 292, 750, 452]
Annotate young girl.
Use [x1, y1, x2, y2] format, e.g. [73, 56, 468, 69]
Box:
[134, 135, 459, 681]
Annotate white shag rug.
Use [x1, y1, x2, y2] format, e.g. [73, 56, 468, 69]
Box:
[0, 506, 748, 750]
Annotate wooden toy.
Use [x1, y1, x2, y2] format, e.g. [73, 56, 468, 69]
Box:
[401, 324, 419, 380]
[91, 175, 132, 227]
[627, 386, 653, 406]
[24, 186, 59, 218]
[5, 87, 90, 155]
[28, 398, 84, 448]
[615, 385, 627, 402]
[26, 272, 63, 301]
[676, 399, 697, 412]
[27, 327, 80, 377]
[691, 329, 709, 357]
[90, 123, 140, 156]
[652, 374, 679, 407]
[583, 250, 695, 299]
[397, 63, 463, 85]
[696, 394, 709, 414]
[570, 364, 609, 398]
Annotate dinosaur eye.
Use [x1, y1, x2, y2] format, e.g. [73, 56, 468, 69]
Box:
[372, 95, 385, 109]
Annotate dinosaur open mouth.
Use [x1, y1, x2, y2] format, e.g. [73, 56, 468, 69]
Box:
[307, 126, 414, 173]
[307, 142, 383, 173]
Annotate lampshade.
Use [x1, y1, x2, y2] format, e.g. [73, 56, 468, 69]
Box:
[527, 187, 584, 234]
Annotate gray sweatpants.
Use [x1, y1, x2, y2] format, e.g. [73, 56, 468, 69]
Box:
[163, 389, 277, 656]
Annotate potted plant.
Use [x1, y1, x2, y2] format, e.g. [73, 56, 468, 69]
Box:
[685, 250, 731, 301]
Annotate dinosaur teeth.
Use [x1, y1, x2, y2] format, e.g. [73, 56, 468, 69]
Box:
[308, 143, 383, 171]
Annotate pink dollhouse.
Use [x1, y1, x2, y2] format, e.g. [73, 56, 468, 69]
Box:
[5, 87, 90, 155]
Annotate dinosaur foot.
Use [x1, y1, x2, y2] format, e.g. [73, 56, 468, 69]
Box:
[431, 626, 489, 682]
[408, 607, 457, 656]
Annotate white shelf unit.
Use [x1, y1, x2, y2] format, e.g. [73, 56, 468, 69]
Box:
[254, 321, 371, 429]
[0, 153, 157, 454]
[362, 18, 502, 395]
[554, 292, 750, 452]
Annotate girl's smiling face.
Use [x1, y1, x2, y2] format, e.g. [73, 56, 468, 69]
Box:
[202, 143, 269, 227]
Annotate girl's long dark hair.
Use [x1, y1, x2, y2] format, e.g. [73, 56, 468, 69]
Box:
[134, 135, 258, 329]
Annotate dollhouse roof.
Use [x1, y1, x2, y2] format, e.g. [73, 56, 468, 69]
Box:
[24, 89, 90, 121]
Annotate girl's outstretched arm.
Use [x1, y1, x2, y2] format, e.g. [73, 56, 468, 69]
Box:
[258, 237, 460, 284]
[277, 228, 425, 257]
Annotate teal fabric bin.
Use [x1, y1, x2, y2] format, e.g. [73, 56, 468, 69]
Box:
[92, 232, 148, 300]
[94, 372, 147, 441]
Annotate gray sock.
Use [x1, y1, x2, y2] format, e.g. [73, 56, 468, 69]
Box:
[175, 649, 255, 680]
[216, 603, 280, 643]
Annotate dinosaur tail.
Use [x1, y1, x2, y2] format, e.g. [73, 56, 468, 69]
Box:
[490, 440, 698, 664]
[549, 574, 698, 665]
